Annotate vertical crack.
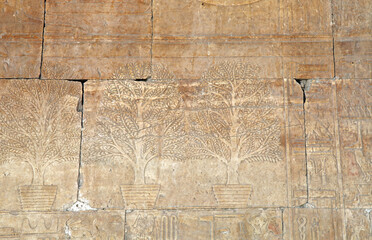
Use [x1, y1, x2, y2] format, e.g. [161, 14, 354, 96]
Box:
[295, 79, 311, 205]
[39, 0, 47, 79]
[330, 0, 336, 78]
[150, 0, 154, 77]
[76, 80, 86, 201]
[280, 207, 285, 239]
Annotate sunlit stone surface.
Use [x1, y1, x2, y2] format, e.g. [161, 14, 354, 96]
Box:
[0, 0, 370, 238]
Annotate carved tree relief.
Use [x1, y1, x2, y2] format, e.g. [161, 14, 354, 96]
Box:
[189, 62, 282, 184]
[88, 80, 185, 185]
[0, 80, 80, 185]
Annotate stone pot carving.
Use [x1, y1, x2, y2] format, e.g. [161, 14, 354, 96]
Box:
[212, 185, 252, 207]
[120, 185, 160, 209]
[0, 80, 81, 211]
[190, 62, 282, 207]
[88, 75, 185, 209]
[18, 185, 58, 211]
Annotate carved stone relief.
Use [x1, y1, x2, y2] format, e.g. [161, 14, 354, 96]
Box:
[0, 79, 81, 211]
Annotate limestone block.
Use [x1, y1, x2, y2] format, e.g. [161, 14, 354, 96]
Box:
[125, 208, 283, 239]
[0, 0, 44, 78]
[345, 209, 372, 240]
[79, 62, 305, 209]
[334, 0, 372, 78]
[337, 79, 372, 208]
[0, 211, 125, 239]
[41, 0, 152, 79]
[152, 0, 333, 80]
[303, 80, 342, 208]
[303, 79, 372, 209]
[283, 208, 343, 239]
[0, 79, 81, 211]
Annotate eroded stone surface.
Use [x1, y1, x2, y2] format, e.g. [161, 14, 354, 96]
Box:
[0, 79, 81, 211]
[0, 0, 44, 78]
[304, 79, 372, 209]
[334, 0, 372, 78]
[0, 0, 371, 238]
[41, 0, 152, 79]
[79, 62, 305, 209]
[283, 208, 343, 239]
[125, 208, 283, 239]
[152, 0, 334, 80]
[0, 211, 124, 239]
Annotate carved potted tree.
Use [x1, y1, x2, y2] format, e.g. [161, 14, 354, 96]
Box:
[189, 62, 282, 207]
[89, 80, 184, 209]
[0, 80, 81, 211]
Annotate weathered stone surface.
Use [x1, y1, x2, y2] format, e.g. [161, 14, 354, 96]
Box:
[41, 0, 152, 79]
[80, 62, 305, 209]
[304, 79, 372, 209]
[283, 208, 343, 239]
[152, 0, 334, 80]
[345, 208, 372, 240]
[125, 208, 283, 239]
[0, 0, 44, 78]
[1, 0, 371, 238]
[337, 79, 372, 208]
[334, 0, 372, 78]
[0, 210, 124, 238]
[0, 79, 81, 211]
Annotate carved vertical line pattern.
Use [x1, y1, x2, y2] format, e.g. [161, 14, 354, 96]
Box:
[283, 78, 291, 207]
[283, 78, 293, 239]
[331, 79, 346, 239]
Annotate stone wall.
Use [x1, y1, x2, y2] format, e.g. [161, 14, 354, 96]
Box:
[0, 0, 370, 239]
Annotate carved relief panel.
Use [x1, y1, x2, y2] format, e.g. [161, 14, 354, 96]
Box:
[125, 208, 282, 239]
[0, 79, 81, 211]
[80, 62, 305, 209]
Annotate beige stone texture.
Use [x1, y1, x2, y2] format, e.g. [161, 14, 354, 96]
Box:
[303, 79, 372, 209]
[152, 0, 334, 80]
[0, 0, 371, 238]
[125, 208, 283, 239]
[0, 210, 125, 238]
[41, 0, 152, 79]
[283, 208, 343, 239]
[0, 0, 44, 78]
[80, 67, 306, 209]
[0, 79, 81, 211]
[334, 0, 372, 78]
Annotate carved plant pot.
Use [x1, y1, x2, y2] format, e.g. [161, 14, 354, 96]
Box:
[213, 184, 252, 208]
[18, 185, 57, 211]
[120, 184, 160, 209]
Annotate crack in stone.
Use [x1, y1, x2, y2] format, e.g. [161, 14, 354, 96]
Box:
[135, 76, 151, 82]
[77, 80, 86, 201]
[39, 0, 47, 79]
[68, 79, 88, 202]
[330, 0, 337, 78]
[150, 0, 154, 78]
[295, 79, 312, 206]
[280, 207, 285, 239]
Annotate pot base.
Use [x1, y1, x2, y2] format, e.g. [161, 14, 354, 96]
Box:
[213, 184, 252, 208]
[18, 185, 57, 211]
[120, 184, 160, 209]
